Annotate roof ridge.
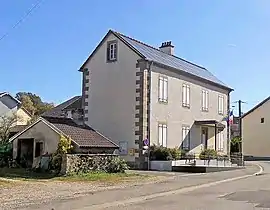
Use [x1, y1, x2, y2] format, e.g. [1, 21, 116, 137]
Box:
[112, 30, 207, 70]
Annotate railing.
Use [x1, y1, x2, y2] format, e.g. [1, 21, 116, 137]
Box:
[179, 153, 244, 167]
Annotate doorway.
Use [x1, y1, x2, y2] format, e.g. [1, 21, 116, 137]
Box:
[201, 127, 208, 150]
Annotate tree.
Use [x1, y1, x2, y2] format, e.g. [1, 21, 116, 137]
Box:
[16, 92, 54, 117]
[231, 136, 242, 153]
[0, 112, 21, 144]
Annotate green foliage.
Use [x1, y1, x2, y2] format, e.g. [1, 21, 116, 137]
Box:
[15, 92, 54, 117]
[0, 143, 13, 167]
[49, 135, 73, 172]
[0, 112, 19, 144]
[106, 157, 129, 173]
[57, 135, 73, 154]
[230, 136, 241, 153]
[199, 149, 218, 160]
[150, 145, 182, 160]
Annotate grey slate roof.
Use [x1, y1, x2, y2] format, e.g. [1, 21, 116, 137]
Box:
[113, 31, 231, 89]
[42, 96, 81, 118]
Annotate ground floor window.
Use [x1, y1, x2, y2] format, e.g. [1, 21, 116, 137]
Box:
[35, 142, 44, 157]
[158, 123, 167, 147]
[217, 129, 224, 151]
[182, 126, 190, 150]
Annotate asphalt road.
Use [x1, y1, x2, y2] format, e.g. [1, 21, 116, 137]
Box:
[21, 162, 266, 210]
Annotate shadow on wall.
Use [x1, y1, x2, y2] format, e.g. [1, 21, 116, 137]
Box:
[180, 123, 219, 154]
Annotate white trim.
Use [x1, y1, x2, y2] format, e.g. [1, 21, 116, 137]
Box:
[0, 92, 21, 104]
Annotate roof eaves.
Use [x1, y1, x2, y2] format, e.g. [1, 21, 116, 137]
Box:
[241, 96, 270, 119]
[151, 61, 233, 91]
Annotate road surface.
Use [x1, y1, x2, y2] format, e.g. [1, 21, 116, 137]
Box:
[22, 162, 270, 210]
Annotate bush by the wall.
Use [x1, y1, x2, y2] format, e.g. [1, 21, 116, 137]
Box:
[150, 145, 182, 161]
[0, 143, 12, 167]
[199, 149, 218, 160]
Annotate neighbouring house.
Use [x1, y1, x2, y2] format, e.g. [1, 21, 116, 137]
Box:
[8, 96, 119, 167]
[79, 30, 233, 168]
[242, 96, 270, 160]
[0, 92, 32, 138]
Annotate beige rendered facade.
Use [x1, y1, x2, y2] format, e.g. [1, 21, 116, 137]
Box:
[80, 30, 232, 168]
[242, 97, 270, 159]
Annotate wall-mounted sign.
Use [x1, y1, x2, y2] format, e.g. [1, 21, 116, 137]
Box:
[119, 141, 128, 155]
[128, 148, 135, 156]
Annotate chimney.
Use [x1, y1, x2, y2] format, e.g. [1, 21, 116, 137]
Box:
[159, 41, 174, 55]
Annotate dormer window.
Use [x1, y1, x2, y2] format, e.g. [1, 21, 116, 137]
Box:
[107, 40, 117, 62]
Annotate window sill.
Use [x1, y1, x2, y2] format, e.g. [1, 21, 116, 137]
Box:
[218, 113, 224, 116]
[106, 59, 117, 63]
[202, 108, 209, 112]
[182, 105, 190, 109]
[158, 100, 168, 105]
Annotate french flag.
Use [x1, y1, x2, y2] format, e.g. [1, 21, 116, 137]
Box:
[228, 110, 234, 125]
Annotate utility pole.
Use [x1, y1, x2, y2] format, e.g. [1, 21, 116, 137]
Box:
[236, 100, 246, 165]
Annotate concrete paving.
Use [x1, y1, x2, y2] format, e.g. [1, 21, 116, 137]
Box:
[21, 163, 261, 210]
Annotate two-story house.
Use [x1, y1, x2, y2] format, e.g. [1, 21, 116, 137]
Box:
[79, 30, 233, 168]
[0, 92, 32, 137]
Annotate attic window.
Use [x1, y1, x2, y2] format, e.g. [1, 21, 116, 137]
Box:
[261, 118, 264, 123]
[107, 40, 117, 62]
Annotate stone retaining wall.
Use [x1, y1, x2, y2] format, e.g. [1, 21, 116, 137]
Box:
[60, 154, 119, 175]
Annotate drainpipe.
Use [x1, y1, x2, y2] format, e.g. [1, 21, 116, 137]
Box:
[147, 61, 153, 171]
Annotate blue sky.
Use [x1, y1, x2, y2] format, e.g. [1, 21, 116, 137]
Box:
[0, 0, 269, 114]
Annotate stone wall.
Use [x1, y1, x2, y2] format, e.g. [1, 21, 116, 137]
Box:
[60, 154, 119, 175]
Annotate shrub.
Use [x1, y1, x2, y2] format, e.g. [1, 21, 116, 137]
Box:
[199, 149, 218, 160]
[0, 143, 13, 167]
[150, 145, 182, 161]
[106, 157, 129, 173]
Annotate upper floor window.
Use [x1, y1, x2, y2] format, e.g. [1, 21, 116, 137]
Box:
[218, 95, 224, 115]
[182, 126, 190, 150]
[158, 76, 168, 103]
[182, 84, 190, 108]
[202, 90, 209, 111]
[107, 41, 117, 62]
[158, 123, 167, 147]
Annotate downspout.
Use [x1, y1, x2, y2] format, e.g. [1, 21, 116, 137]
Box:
[147, 61, 153, 171]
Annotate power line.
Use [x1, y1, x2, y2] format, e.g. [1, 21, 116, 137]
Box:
[0, 0, 44, 42]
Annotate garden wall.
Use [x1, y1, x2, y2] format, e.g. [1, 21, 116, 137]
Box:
[60, 154, 119, 175]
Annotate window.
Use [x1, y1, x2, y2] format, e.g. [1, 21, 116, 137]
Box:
[261, 118, 265, 123]
[202, 90, 209, 111]
[158, 76, 168, 103]
[35, 142, 43, 157]
[107, 41, 117, 61]
[217, 129, 224, 151]
[158, 123, 167, 147]
[218, 95, 224, 115]
[182, 84, 190, 107]
[182, 126, 190, 150]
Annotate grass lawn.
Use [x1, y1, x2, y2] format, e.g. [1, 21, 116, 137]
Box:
[0, 168, 150, 183]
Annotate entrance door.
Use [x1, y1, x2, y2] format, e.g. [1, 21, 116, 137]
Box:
[201, 127, 208, 149]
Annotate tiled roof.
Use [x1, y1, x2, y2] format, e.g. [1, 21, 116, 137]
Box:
[44, 117, 118, 148]
[42, 96, 82, 118]
[111, 31, 231, 90]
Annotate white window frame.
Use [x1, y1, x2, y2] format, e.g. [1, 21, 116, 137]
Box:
[158, 123, 167, 147]
[218, 95, 224, 115]
[202, 90, 209, 111]
[182, 84, 190, 108]
[158, 76, 168, 103]
[109, 42, 117, 61]
[217, 129, 224, 151]
[182, 126, 190, 150]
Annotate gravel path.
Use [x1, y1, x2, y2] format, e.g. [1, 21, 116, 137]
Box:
[0, 175, 171, 210]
